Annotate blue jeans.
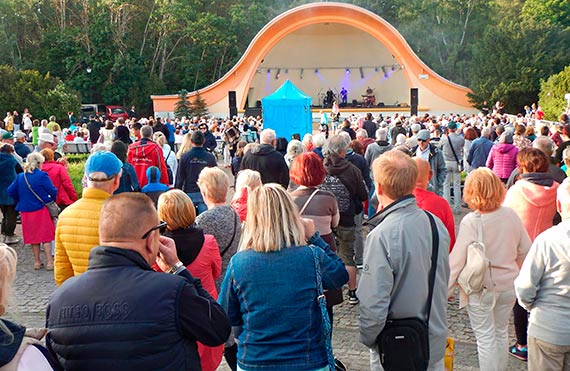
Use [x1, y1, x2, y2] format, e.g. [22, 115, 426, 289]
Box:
[368, 183, 377, 217]
[187, 192, 207, 215]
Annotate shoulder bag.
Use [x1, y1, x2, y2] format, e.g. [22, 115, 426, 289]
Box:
[309, 245, 345, 371]
[447, 135, 463, 172]
[457, 213, 494, 296]
[299, 189, 319, 215]
[301, 189, 344, 307]
[23, 172, 60, 220]
[376, 211, 439, 371]
[220, 210, 238, 257]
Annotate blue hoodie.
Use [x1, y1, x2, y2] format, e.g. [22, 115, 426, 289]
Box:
[142, 166, 169, 193]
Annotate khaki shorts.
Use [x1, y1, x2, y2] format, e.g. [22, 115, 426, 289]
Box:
[335, 225, 356, 267]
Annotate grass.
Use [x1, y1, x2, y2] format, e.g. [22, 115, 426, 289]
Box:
[67, 159, 85, 198]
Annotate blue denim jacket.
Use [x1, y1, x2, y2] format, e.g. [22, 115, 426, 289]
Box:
[219, 233, 348, 370]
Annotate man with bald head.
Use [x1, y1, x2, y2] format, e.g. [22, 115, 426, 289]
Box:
[47, 193, 230, 371]
[413, 157, 456, 250]
[359, 150, 450, 371]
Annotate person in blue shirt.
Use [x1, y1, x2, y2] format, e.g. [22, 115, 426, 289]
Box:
[7, 152, 57, 270]
[219, 184, 348, 371]
[142, 166, 169, 206]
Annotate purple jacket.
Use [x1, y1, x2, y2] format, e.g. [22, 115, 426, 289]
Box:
[486, 143, 518, 180]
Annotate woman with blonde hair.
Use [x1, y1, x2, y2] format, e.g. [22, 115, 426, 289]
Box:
[219, 184, 348, 371]
[448, 168, 531, 371]
[7, 152, 57, 270]
[153, 131, 177, 186]
[176, 132, 192, 159]
[230, 169, 262, 222]
[156, 190, 223, 371]
[0, 244, 56, 370]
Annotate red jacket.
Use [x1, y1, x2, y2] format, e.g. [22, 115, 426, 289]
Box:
[413, 187, 456, 251]
[42, 161, 78, 206]
[127, 138, 168, 187]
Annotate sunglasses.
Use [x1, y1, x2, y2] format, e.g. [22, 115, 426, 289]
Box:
[141, 221, 168, 239]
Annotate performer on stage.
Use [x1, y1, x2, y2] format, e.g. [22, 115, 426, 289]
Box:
[325, 89, 334, 108]
[331, 100, 340, 126]
[340, 87, 348, 106]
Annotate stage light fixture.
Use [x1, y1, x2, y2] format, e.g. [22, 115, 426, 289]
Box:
[374, 67, 379, 73]
[275, 68, 281, 79]
[300, 68, 304, 79]
[267, 68, 271, 74]
[285, 69, 289, 75]
[359, 67, 364, 79]
[345, 68, 350, 74]
[391, 65, 396, 72]
[315, 68, 318, 73]
[381, 66, 389, 78]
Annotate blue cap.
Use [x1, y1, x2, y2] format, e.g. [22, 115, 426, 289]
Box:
[85, 151, 122, 181]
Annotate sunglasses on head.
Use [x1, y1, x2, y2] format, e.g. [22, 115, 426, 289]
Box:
[141, 221, 168, 239]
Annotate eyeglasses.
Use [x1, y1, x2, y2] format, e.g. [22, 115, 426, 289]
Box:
[141, 221, 168, 239]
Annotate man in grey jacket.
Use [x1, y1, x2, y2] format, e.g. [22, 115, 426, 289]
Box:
[440, 121, 465, 214]
[358, 150, 450, 371]
[412, 130, 446, 196]
[515, 178, 570, 371]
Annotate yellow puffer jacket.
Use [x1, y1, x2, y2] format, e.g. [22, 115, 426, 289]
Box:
[54, 188, 111, 286]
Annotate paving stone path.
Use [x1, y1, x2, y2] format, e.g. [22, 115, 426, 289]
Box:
[6, 203, 527, 370]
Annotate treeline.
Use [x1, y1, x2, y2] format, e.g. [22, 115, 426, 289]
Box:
[0, 0, 568, 116]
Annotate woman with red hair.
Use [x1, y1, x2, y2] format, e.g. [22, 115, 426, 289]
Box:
[289, 152, 343, 328]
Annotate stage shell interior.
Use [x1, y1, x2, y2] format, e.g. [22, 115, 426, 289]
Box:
[151, 2, 477, 118]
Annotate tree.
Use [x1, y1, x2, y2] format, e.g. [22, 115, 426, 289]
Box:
[192, 91, 209, 117]
[539, 66, 570, 121]
[0, 65, 80, 121]
[174, 89, 192, 118]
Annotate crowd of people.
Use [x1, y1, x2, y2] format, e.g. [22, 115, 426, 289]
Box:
[0, 103, 570, 371]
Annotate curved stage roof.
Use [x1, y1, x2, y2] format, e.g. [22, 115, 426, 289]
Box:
[151, 2, 475, 117]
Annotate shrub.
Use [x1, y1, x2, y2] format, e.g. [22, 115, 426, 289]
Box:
[539, 65, 570, 121]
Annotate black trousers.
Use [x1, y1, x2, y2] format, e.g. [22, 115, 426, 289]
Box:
[0, 204, 17, 236]
[513, 301, 529, 345]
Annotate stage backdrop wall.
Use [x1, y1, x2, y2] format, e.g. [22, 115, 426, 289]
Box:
[262, 80, 312, 141]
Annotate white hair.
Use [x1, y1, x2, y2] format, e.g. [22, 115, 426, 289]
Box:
[376, 128, 388, 141]
[313, 133, 326, 148]
[356, 129, 368, 139]
[260, 129, 276, 145]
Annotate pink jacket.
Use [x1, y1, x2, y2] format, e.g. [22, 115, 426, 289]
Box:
[486, 143, 518, 179]
[504, 179, 559, 241]
[42, 161, 78, 206]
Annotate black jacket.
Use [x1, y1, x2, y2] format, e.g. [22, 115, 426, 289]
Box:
[46, 246, 230, 371]
[240, 144, 289, 188]
[203, 131, 217, 153]
[362, 120, 377, 139]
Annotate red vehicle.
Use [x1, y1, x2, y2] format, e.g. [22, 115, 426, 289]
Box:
[106, 106, 129, 121]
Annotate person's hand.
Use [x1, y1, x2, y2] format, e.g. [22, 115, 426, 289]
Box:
[156, 235, 180, 272]
[300, 217, 316, 241]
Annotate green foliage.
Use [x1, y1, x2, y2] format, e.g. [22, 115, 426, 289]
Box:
[66, 160, 85, 198]
[174, 89, 192, 119]
[192, 92, 209, 117]
[0, 65, 80, 120]
[0, 0, 568, 116]
[539, 66, 570, 121]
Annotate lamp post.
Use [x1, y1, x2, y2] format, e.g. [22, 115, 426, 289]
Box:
[86, 66, 92, 103]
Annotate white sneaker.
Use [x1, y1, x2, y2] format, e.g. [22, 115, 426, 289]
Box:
[4, 236, 20, 244]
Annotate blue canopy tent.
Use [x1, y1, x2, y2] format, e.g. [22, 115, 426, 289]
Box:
[262, 80, 312, 141]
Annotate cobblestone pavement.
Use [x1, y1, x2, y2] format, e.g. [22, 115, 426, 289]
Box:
[6, 202, 527, 370]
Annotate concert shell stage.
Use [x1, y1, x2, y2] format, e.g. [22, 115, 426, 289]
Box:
[151, 2, 476, 118]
